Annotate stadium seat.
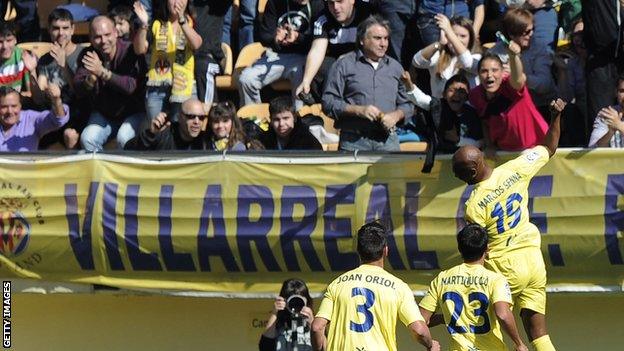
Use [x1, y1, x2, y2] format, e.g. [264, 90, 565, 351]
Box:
[258, 0, 268, 16]
[216, 42, 234, 89]
[323, 143, 339, 151]
[482, 42, 496, 50]
[399, 142, 428, 152]
[297, 104, 339, 135]
[237, 103, 269, 121]
[225, 42, 266, 91]
[17, 42, 53, 57]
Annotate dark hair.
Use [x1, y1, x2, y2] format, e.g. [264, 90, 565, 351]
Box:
[457, 224, 488, 262]
[356, 15, 390, 49]
[443, 74, 470, 92]
[208, 101, 247, 149]
[279, 278, 313, 308]
[0, 86, 19, 100]
[48, 8, 74, 25]
[269, 96, 295, 118]
[477, 52, 503, 71]
[152, 0, 194, 23]
[0, 21, 17, 38]
[502, 8, 533, 38]
[436, 16, 476, 78]
[108, 5, 133, 22]
[357, 221, 388, 263]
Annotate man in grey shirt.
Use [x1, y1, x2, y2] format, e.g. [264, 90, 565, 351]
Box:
[322, 14, 412, 151]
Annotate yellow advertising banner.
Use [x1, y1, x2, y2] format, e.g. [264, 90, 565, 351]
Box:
[0, 151, 623, 295]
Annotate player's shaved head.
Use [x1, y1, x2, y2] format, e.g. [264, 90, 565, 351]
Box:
[452, 145, 485, 184]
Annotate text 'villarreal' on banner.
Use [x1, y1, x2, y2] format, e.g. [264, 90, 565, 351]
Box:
[0, 150, 623, 294]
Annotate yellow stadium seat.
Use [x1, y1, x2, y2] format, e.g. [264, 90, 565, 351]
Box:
[482, 42, 496, 50]
[229, 42, 266, 90]
[216, 43, 234, 89]
[399, 142, 428, 152]
[17, 42, 53, 57]
[323, 143, 339, 151]
[297, 104, 339, 135]
[258, 0, 268, 16]
[237, 103, 269, 121]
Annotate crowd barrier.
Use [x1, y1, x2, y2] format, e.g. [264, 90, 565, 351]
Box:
[0, 149, 623, 296]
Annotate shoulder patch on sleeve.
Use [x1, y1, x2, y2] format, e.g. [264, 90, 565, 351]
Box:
[313, 15, 327, 36]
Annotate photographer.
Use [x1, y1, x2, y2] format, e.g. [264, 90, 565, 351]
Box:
[259, 278, 314, 351]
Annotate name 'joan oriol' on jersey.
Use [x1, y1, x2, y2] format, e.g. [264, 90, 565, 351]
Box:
[316, 264, 424, 351]
[464, 146, 550, 259]
[419, 263, 513, 351]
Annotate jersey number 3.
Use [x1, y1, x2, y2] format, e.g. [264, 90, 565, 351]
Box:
[442, 291, 491, 334]
[349, 287, 375, 333]
[490, 193, 523, 234]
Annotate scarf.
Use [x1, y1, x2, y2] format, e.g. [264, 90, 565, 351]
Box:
[147, 19, 195, 102]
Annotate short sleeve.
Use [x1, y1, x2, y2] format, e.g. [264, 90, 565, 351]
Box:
[312, 14, 329, 40]
[491, 275, 513, 305]
[315, 285, 334, 321]
[505, 145, 550, 178]
[398, 283, 424, 326]
[418, 276, 439, 314]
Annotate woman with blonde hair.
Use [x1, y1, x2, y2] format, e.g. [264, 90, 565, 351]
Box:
[412, 14, 481, 98]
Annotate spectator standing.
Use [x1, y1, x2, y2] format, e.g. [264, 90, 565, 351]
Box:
[582, 0, 624, 128]
[0, 21, 30, 96]
[34, 8, 87, 150]
[311, 221, 439, 351]
[0, 85, 68, 152]
[238, 0, 323, 109]
[412, 14, 481, 98]
[403, 72, 483, 153]
[125, 98, 209, 150]
[259, 278, 315, 351]
[377, 0, 418, 67]
[134, 0, 202, 121]
[74, 16, 147, 151]
[469, 51, 547, 153]
[417, 0, 485, 46]
[488, 8, 557, 119]
[525, 0, 558, 51]
[192, 0, 231, 105]
[588, 75, 624, 148]
[222, 0, 257, 51]
[260, 96, 322, 150]
[322, 15, 413, 151]
[206, 101, 248, 151]
[295, 0, 375, 103]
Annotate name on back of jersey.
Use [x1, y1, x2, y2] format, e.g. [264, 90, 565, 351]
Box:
[337, 273, 396, 290]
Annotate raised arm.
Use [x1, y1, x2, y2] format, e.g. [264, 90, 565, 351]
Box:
[133, 1, 150, 55]
[507, 41, 526, 91]
[541, 99, 566, 156]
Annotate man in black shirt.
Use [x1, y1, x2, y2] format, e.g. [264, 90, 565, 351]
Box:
[260, 96, 323, 150]
[125, 98, 209, 150]
[295, 0, 375, 102]
[238, 0, 323, 109]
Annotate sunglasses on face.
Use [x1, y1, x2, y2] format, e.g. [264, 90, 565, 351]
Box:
[182, 113, 208, 121]
[521, 27, 534, 36]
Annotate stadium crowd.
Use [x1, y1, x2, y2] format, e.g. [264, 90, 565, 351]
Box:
[0, 0, 620, 154]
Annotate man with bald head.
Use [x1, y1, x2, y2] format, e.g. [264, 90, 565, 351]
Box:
[125, 98, 209, 150]
[453, 98, 566, 351]
[74, 15, 147, 151]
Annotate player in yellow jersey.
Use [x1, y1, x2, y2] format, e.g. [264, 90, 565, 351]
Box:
[311, 221, 440, 351]
[451, 99, 566, 351]
[419, 223, 528, 351]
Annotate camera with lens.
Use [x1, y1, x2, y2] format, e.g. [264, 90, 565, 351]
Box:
[285, 294, 307, 322]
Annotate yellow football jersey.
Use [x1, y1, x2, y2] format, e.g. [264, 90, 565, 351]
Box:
[316, 264, 424, 351]
[419, 263, 513, 351]
[464, 146, 550, 259]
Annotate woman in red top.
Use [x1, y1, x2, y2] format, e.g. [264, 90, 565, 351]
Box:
[469, 42, 548, 155]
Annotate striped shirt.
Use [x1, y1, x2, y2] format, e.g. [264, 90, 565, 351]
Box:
[312, 0, 372, 58]
[0, 47, 29, 92]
